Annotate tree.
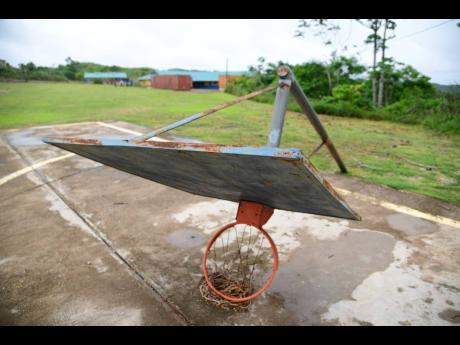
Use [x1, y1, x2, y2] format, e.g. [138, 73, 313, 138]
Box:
[329, 55, 366, 85]
[292, 61, 330, 98]
[248, 57, 288, 86]
[357, 19, 383, 106]
[291, 57, 365, 99]
[19, 62, 36, 81]
[61, 57, 78, 80]
[295, 19, 345, 96]
[248, 57, 267, 86]
[377, 19, 397, 107]
[381, 59, 435, 104]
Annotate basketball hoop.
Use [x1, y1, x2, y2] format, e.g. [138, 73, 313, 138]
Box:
[44, 66, 360, 311]
[202, 201, 279, 305]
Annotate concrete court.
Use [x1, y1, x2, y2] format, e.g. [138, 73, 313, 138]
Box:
[0, 120, 459, 326]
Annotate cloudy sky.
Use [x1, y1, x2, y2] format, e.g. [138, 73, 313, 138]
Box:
[0, 19, 459, 84]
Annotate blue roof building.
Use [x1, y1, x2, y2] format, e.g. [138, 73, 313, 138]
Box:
[84, 72, 129, 84]
[137, 73, 155, 81]
[156, 70, 251, 82]
[150, 69, 253, 90]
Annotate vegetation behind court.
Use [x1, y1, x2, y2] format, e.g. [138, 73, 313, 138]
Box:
[225, 57, 460, 134]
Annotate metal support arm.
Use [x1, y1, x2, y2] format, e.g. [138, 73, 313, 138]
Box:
[131, 84, 277, 142]
[267, 79, 291, 147]
[277, 66, 348, 173]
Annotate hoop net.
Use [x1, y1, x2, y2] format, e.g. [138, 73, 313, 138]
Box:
[202, 221, 278, 306]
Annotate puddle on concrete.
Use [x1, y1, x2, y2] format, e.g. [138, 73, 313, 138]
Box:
[269, 227, 395, 325]
[167, 229, 207, 249]
[7, 130, 45, 146]
[386, 213, 438, 236]
[438, 309, 460, 324]
[322, 241, 460, 325]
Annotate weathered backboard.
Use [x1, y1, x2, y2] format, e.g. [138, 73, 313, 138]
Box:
[43, 137, 360, 220]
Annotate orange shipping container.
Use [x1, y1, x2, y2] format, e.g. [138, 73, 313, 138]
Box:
[219, 75, 241, 90]
[151, 75, 193, 91]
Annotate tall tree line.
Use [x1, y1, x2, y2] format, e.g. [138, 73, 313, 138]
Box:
[296, 19, 397, 108]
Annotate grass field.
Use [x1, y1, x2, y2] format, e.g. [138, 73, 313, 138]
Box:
[1, 82, 459, 206]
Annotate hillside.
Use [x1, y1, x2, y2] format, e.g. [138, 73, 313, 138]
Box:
[0, 58, 155, 81]
[433, 83, 460, 94]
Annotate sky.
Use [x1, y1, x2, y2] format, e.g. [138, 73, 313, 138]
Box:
[0, 19, 459, 84]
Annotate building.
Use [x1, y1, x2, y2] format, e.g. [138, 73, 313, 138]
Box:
[219, 74, 245, 90]
[151, 75, 193, 91]
[137, 73, 155, 87]
[152, 70, 251, 91]
[84, 72, 129, 85]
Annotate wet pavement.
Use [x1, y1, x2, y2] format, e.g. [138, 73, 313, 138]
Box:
[1, 121, 459, 325]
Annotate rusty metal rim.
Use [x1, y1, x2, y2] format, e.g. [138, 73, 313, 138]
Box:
[202, 221, 279, 303]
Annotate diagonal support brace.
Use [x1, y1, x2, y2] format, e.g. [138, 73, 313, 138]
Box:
[277, 66, 348, 173]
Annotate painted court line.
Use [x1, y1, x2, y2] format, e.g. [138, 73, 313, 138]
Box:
[96, 122, 169, 142]
[0, 153, 75, 187]
[0, 122, 167, 187]
[336, 188, 460, 230]
[21, 121, 98, 130]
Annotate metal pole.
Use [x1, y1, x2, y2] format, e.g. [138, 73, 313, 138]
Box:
[131, 84, 277, 142]
[267, 79, 291, 147]
[278, 66, 348, 173]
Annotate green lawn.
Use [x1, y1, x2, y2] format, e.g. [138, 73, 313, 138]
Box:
[1, 82, 459, 206]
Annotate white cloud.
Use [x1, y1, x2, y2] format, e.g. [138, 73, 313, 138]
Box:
[0, 19, 458, 83]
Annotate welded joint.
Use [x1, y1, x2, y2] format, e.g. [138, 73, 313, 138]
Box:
[278, 79, 292, 90]
[277, 65, 291, 79]
[323, 137, 333, 149]
[308, 141, 326, 158]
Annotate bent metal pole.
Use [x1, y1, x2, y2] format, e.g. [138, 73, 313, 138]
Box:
[278, 66, 348, 173]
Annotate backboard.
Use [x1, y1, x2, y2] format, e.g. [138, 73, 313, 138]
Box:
[43, 137, 360, 220]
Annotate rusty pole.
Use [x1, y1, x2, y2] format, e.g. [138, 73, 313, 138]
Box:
[278, 66, 348, 173]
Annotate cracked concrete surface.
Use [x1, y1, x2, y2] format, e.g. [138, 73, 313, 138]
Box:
[1, 121, 459, 325]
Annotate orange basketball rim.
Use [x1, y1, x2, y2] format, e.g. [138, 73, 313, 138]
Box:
[202, 201, 279, 303]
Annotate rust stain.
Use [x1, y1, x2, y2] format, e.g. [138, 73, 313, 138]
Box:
[272, 150, 297, 158]
[279, 81, 291, 89]
[48, 137, 102, 145]
[134, 140, 226, 152]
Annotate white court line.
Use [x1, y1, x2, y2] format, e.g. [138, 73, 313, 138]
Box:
[0, 122, 167, 187]
[96, 122, 169, 142]
[1, 123, 459, 230]
[336, 188, 460, 230]
[23, 121, 98, 130]
[0, 153, 75, 187]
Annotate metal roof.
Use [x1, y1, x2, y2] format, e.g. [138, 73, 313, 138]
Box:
[156, 70, 252, 82]
[137, 73, 155, 81]
[84, 72, 128, 79]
